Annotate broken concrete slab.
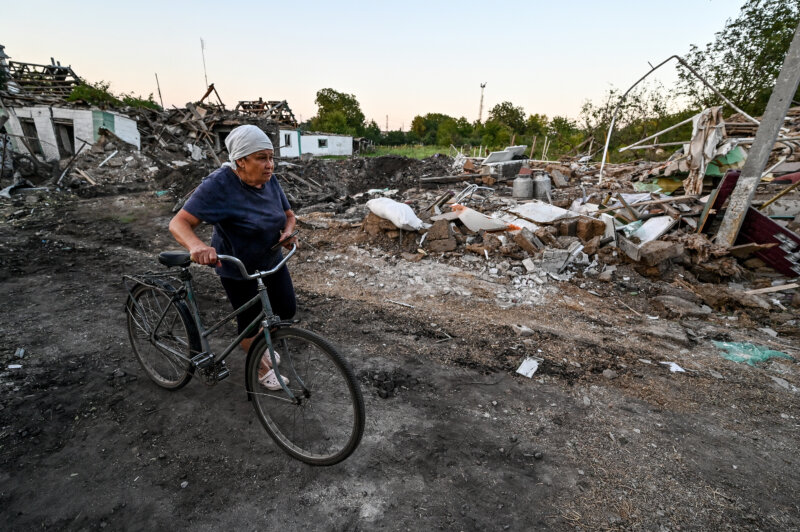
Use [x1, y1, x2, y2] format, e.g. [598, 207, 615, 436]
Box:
[451, 204, 515, 232]
[507, 200, 582, 224]
[639, 240, 685, 266]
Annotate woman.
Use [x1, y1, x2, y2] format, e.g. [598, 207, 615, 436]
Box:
[169, 124, 297, 390]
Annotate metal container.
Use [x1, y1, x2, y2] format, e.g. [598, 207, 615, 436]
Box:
[512, 175, 533, 199]
[533, 173, 552, 201]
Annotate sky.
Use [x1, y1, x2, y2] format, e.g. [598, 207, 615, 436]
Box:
[2, 0, 745, 130]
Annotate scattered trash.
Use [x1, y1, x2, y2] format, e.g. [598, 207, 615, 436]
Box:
[14, 347, 24, 359]
[516, 357, 542, 378]
[713, 341, 794, 366]
[386, 299, 414, 309]
[7, 364, 22, 369]
[511, 324, 535, 337]
[660, 361, 686, 373]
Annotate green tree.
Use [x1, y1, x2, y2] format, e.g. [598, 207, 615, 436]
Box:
[409, 113, 456, 144]
[525, 113, 548, 138]
[547, 116, 583, 155]
[384, 130, 406, 145]
[364, 120, 382, 144]
[488, 101, 526, 134]
[310, 88, 366, 135]
[580, 83, 692, 162]
[436, 118, 462, 146]
[677, 0, 800, 115]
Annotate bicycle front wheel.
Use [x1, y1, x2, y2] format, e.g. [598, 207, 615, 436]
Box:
[126, 282, 198, 390]
[246, 328, 365, 466]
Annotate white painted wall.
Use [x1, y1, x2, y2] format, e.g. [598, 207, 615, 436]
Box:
[278, 129, 302, 158]
[278, 129, 352, 157]
[2, 106, 140, 160]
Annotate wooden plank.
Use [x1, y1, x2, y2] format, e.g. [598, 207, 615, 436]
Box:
[745, 283, 799, 295]
[697, 170, 740, 233]
[75, 168, 97, 185]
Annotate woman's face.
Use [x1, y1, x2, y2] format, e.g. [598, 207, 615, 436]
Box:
[237, 149, 274, 187]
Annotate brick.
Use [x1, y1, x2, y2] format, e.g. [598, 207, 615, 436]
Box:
[427, 237, 457, 252]
[513, 228, 539, 254]
[426, 219, 452, 241]
[362, 212, 397, 235]
[534, 227, 561, 248]
[576, 217, 607, 242]
[582, 235, 602, 256]
[557, 219, 577, 237]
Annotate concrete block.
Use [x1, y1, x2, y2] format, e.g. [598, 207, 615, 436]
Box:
[639, 240, 684, 266]
[522, 258, 537, 272]
[540, 249, 570, 273]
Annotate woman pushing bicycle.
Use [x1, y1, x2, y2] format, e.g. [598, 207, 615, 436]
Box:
[168, 124, 297, 391]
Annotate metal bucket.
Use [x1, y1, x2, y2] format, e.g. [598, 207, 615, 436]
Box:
[533, 173, 552, 201]
[512, 176, 533, 199]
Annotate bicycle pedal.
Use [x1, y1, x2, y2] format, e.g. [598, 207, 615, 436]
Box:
[216, 365, 230, 381]
[191, 352, 214, 369]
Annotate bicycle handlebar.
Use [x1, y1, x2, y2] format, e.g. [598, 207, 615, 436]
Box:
[217, 243, 297, 280]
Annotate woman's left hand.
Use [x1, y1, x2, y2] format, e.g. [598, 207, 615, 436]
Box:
[279, 228, 298, 249]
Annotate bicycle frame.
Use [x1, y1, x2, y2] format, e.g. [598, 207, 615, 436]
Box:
[128, 244, 302, 399]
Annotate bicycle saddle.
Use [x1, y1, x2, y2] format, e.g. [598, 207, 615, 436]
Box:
[158, 251, 191, 267]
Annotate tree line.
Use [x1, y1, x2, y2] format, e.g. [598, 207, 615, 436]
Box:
[302, 0, 799, 162]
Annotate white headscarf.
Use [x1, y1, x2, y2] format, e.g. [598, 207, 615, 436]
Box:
[223, 125, 273, 169]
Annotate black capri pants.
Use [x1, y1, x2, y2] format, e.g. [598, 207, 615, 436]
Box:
[219, 265, 296, 338]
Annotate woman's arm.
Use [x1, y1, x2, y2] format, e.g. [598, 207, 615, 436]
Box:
[169, 209, 220, 265]
[279, 209, 298, 249]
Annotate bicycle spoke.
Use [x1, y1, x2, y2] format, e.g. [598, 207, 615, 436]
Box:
[128, 284, 194, 390]
[248, 328, 364, 465]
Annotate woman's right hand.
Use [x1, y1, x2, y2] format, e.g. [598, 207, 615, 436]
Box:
[190, 244, 221, 266]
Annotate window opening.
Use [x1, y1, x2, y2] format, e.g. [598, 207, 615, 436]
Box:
[53, 119, 75, 157]
[318, 138, 328, 148]
[19, 119, 43, 156]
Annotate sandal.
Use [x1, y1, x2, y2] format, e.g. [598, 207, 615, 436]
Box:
[261, 349, 281, 368]
[259, 369, 289, 391]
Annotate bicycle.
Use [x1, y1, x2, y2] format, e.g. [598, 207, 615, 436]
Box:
[123, 243, 365, 466]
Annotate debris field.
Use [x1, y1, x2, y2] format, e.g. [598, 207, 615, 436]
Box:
[1, 49, 800, 531]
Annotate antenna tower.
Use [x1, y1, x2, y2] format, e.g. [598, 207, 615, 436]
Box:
[478, 82, 487, 122]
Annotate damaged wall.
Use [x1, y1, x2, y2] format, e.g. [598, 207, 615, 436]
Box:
[3, 106, 140, 160]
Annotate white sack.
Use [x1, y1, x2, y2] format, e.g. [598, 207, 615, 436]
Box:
[366, 197, 428, 231]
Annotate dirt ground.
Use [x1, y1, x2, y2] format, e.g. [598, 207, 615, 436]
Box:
[1, 188, 799, 531]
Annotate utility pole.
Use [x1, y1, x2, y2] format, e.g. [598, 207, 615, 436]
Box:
[154, 73, 164, 109]
[478, 82, 487, 123]
[200, 38, 209, 88]
[385, 114, 388, 133]
[716, 21, 800, 247]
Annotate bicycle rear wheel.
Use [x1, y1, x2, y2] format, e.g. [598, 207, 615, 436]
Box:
[126, 282, 198, 390]
[246, 327, 365, 466]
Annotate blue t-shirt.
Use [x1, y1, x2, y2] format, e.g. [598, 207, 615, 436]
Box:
[183, 166, 291, 279]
